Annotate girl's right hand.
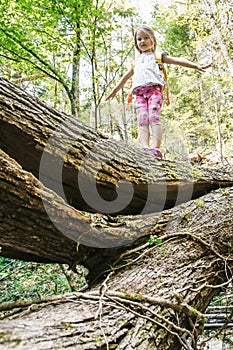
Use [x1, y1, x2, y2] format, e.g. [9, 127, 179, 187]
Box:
[105, 68, 134, 101]
[105, 91, 116, 101]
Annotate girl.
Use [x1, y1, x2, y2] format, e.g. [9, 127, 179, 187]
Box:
[106, 25, 212, 158]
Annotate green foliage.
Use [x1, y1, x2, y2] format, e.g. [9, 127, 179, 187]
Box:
[164, 22, 192, 55]
[210, 290, 233, 307]
[0, 0, 232, 154]
[219, 188, 230, 196]
[148, 234, 163, 246]
[149, 0, 233, 157]
[0, 0, 118, 116]
[0, 257, 86, 303]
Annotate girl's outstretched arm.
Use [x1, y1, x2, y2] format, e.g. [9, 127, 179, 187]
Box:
[106, 68, 134, 101]
[162, 54, 212, 72]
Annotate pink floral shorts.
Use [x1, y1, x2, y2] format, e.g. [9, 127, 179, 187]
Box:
[135, 85, 163, 126]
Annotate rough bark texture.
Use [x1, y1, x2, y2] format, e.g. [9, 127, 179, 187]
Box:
[0, 76, 233, 277]
[0, 77, 232, 217]
[0, 148, 160, 280]
[0, 186, 232, 349]
[0, 77, 233, 349]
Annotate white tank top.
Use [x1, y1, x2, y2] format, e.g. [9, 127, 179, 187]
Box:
[132, 52, 166, 94]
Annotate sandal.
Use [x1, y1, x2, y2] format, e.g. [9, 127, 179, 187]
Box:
[144, 148, 163, 158]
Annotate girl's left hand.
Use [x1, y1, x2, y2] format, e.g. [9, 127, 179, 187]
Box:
[196, 63, 212, 72]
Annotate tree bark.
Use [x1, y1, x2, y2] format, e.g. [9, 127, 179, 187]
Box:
[0, 185, 232, 349]
[0, 76, 233, 274]
[0, 77, 233, 349]
[0, 77, 233, 218]
[0, 148, 154, 280]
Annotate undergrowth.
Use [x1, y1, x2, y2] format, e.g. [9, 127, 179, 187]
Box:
[0, 257, 87, 303]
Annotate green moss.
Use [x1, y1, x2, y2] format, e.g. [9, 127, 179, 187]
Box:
[93, 336, 103, 346]
[0, 332, 7, 338]
[182, 212, 191, 222]
[162, 244, 172, 255]
[195, 198, 205, 208]
[132, 293, 146, 302]
[169, 172, 179, 179]
[219, 188, 230, 196]
[188, 306, 205, 320]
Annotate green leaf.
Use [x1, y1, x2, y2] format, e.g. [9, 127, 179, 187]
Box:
[156, 237, 163, 245]
[148, 235, 163, 245]
[148, 234, 155, 245]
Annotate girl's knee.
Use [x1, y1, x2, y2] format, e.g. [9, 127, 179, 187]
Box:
[139, 116, 149, 126]
[149, 117, 161, 125]
[136, 106, 149, 126]
[149, 106, 161, 124]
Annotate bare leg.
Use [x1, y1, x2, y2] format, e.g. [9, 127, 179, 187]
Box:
[151, 124, 162, 149]
[139, 124, 150, 148]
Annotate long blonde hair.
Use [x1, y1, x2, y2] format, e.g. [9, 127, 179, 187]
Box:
[134, 26, 157, 53]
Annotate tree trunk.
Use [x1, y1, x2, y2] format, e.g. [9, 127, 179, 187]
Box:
[0, 77, 233, 349]
[0, 76, 232, 268]
[0, 77, 232, 218]
[0, 185, 232, 349]
[0, 147, 163, 279]
[70, 23, 81, 117]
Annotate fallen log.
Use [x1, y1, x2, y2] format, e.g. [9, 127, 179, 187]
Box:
[0, 77, 233, 216]
[0, 77, 233, 349]
[0, 185, 232, 349]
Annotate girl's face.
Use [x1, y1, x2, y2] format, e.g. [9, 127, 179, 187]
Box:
[136, 29, 154, 53]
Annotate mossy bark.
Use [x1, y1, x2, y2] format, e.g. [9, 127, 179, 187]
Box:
[0, 77, 232, 216]
[0, 77, 233, 349]
[0, 186, 232, 349]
